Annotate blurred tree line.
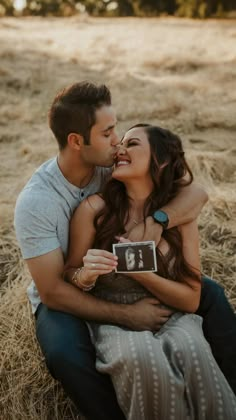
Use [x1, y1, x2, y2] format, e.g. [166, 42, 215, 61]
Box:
[0, 0, 235, 17]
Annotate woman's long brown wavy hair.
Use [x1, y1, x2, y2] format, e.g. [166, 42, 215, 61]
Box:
[94, 124, 200, 283]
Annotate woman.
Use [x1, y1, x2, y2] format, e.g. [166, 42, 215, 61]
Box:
[65, 124, 236, 419]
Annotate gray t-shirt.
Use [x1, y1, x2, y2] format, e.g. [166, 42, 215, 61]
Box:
[14, 157, 111, 313]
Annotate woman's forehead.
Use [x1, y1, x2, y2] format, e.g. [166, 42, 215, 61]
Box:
[121, 127, 146, 143]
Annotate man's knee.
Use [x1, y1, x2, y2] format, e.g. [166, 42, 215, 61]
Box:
[43, 341, 76, 378]
[202, 276, 224, 296]
[35, 306, 95, 379]
[199, 276, 236, 335]
[199, 276, 225, 314]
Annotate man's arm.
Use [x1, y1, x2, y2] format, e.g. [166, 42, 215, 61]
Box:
[161, 183, 208, 228]
[26, 249, 173, 331]
[127, 183, 208, 244]
[26, 248, 125, 323]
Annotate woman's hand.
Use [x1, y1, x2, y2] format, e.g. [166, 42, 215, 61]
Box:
[81, 249, 118, 287]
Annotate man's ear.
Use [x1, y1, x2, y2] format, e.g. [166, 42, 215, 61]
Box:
[67, 133, 83, 150]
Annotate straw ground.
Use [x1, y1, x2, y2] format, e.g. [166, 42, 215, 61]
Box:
[0, 16, 235, 419]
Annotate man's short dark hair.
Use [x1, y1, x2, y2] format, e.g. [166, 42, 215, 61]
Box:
[48, 81, 112, 149]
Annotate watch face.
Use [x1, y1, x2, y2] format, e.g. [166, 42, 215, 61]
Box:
[154, 210, 168, 223]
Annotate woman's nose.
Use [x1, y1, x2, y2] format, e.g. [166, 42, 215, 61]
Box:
[116, 143, 126, 155]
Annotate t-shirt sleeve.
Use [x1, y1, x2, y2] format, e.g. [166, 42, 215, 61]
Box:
[14, 190, 60, 259]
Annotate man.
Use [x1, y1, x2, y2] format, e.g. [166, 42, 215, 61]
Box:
[14, 82, 236, 419]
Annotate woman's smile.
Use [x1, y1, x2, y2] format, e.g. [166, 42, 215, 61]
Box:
[115, 157, 131, 167]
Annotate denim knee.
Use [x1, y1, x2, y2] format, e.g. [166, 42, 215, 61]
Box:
[202, 276, 224, 296]
[44, 343, 73, 379]
[199, 276, 225, 313]
[199, 275, 236, 333]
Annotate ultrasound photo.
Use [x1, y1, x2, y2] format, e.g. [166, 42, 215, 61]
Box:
[112, 241, 157, 273]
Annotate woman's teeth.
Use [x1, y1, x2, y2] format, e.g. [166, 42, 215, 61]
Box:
[117, 160, 130, 166]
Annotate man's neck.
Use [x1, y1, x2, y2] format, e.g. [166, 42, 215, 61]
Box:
[57, 151, 95, 189]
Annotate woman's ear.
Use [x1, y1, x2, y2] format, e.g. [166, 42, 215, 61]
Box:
[67, 133, 83, 150]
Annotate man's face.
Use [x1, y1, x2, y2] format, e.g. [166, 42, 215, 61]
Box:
[80, 105, 119, 167]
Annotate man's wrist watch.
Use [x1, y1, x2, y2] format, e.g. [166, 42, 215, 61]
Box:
[152, 210, 169, 230]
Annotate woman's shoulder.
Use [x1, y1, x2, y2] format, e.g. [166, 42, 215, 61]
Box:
[72, 194, 105, 223]
[81, 193, 105, 214]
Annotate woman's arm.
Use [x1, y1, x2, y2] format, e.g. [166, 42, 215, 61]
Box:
[129, 220, 201, 313]
[64, 195, 117, 287]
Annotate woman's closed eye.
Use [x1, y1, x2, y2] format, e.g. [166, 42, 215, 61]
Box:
[127, 140, 139, 147]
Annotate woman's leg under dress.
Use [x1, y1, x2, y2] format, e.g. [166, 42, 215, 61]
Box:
[90, 314, 236, 420]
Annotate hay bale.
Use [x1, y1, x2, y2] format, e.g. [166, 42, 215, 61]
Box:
[0, 230, 83, 420]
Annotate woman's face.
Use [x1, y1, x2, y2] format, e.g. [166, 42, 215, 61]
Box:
[112, 127, 151, 181]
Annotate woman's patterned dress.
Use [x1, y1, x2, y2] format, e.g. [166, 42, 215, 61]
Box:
[88, 272, 236, 420]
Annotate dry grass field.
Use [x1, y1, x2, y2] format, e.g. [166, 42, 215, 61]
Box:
[0, 15, 236, 420]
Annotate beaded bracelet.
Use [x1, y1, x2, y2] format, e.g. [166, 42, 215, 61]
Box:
[72, 267, 95, 292]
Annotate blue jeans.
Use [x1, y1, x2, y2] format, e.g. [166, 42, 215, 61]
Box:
[35, 277, 236, 419]
[196, 276, 236, 395]
[36, 305, 125, 420]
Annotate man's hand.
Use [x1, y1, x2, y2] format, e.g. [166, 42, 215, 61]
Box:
[122, 297, 174, 331]
[126, 216, 163, 247]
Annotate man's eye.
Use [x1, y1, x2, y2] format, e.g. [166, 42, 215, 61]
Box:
[127, 142, 137, 147]
[104, 133, 110, 138]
